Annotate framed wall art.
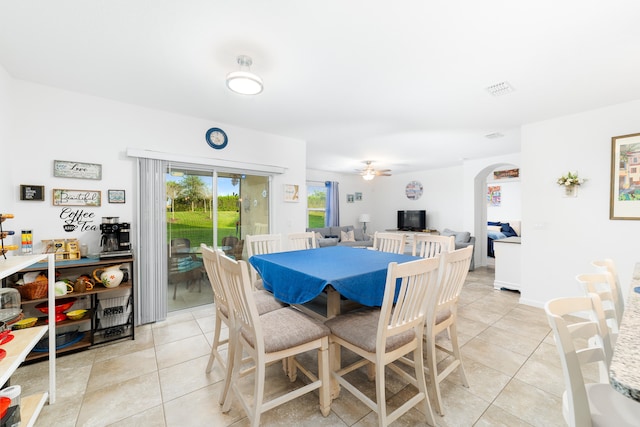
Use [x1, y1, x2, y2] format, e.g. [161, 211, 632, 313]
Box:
[53, 160, 102, 180]
[355, 192, 362, 201]
[610, 132, 640, 220]
[19, 185, 45, 201]
[347, 194, 355, 203]
[283, 184, 299, 202]
[108, 189, 126, 204]
[52, 189, 101, 207]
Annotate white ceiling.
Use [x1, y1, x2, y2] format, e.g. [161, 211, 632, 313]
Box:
[2, 1, 640, 175]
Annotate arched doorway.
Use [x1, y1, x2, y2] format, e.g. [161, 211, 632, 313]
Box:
[473, 163, 520, 268]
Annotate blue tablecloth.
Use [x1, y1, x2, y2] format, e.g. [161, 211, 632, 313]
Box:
[248, 246, 420, 306]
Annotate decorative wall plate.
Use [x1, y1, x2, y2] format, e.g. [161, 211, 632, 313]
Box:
[405, 181, 423, 200]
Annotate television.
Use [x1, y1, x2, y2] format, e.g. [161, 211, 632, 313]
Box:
[397, 210, 426, 231]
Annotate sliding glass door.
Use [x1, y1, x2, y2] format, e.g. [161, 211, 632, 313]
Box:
[165, 165, 269, 311]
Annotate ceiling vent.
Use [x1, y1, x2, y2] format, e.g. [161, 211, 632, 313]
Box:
[484, 132, 505, 139]
[485, 81, 514, 97]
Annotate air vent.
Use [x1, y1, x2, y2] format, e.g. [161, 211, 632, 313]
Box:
[485, 132, 504, 139]
[485, 81, 514, 97]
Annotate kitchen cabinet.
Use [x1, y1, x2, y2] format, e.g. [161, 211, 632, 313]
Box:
[2, 256, 134, 362]
[0, 253, 56, 425]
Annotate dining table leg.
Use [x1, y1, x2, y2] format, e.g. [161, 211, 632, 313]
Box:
[326, 287, 342, 399]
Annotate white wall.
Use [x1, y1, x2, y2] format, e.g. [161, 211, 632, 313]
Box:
[487, 179, 521, 222]
[0, 64, 12, 206]
[521, 100, 640, 306]
[4, 78, 306, 255]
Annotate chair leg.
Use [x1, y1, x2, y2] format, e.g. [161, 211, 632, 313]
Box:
[252, 355, 266, 427]
[218, 331, 235, 406]
[415, 343, 436, 426]
[206, 316, 223, 373]
[375, 357, 387, 427]
[222, 337, 243, 413]
[425, 335, 443, 416]
[318, 338, 330, 417]
[449, 322, 469, 387]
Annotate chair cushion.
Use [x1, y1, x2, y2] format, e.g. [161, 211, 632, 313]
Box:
[254, 290, 287, 314]
[243, 307, 330, 353]
[325, 309, 415, 353]
[435, 309, 451, 325]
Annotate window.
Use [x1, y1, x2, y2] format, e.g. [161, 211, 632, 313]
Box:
[307, 183, 326, 227]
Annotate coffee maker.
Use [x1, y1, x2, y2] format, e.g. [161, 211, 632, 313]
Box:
[100, 217, 132, 259]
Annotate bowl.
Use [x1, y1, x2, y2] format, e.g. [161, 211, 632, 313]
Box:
[13, 317, 37, 329]
[66, 309, 87, 320]
[35, 297, 77, 315]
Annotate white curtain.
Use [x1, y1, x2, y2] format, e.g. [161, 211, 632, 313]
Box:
[136, 157, 168, 324]
[325, 181, 340, 227]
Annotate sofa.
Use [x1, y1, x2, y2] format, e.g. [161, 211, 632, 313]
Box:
[440, 228, 475, 271]
[306, 225, 373, 248]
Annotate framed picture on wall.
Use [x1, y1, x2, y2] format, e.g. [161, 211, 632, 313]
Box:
[610, 132, 640, 220]
[283, 184, 299, 202]
[108, 189, 126, 204]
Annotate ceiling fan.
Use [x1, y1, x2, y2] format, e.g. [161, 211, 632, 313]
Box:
[357, 161, 392, 181]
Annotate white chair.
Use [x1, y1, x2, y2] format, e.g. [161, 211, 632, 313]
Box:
[591, 258, 625, 315]
[200, 245, 285, 405]
[576, 272, 623, 343]
[287, 231, 317, 250]
[218, 254, 331, 426]
[412, 234, 455, 258]
[545, 294, 640, 427]
[325, 257, 440, 427]
[245, 233, 282, 288]
[425, 245, 473, 415]
[372, 232, 406, 254]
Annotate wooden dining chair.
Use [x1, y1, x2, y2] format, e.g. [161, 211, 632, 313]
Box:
[325, 257, 440, 427]
[545, 294, 640, 426]
[245, 233, 282, 288]
[424, 245, 473, 416]
[591, 258, 625, 314]
[287, 231, 317, 250]
[372, 231, 406, 254]
[412, 234, 455, 258]
[575, 272, 623, 344]
[200, 245, 285, 405]
[217, 254, 331, 426]
[169, 238, 203, 300]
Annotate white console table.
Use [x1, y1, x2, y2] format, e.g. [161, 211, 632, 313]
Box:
[493, 237, 521, 291]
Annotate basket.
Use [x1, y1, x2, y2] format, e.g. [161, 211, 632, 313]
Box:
[16, 281, 48, 300]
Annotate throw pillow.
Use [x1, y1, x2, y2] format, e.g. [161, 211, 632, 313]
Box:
[487, 225, 502, 232]
[341, 230, 355, 242]
[488, 221, 502, 226]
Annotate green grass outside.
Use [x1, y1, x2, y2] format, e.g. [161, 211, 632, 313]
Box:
[308, 211, 325, 228]
[167, 210, 239, 246]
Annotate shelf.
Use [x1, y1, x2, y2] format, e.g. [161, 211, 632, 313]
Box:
[0, 326, 47, 386]
[26, 336, 92, 362]
[0, 255, 48, 278]
[20, 283, 132, 305]
[20, 392, 48, 427]
[18, 256, 134, 271]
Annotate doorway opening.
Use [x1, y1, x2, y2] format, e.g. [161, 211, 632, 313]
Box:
[166, 165, 270, 311]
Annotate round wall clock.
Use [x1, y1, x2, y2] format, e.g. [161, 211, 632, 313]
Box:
[205, 127, 228, 150]
[405, 181, 423, 200]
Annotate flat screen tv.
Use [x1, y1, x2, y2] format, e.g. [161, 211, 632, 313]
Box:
[397, 210, 426, 231]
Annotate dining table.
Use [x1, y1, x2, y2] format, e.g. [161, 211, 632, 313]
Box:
[609, 263, 640, 402]
[248, 245, 421, 316]
[249, 245, 422, 398]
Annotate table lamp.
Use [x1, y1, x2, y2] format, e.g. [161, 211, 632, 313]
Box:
[358, 214, 370, 234]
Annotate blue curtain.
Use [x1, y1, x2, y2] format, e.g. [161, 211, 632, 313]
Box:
[325, 181, 340, 226]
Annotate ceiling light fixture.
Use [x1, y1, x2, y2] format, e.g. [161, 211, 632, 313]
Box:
[226, 55, 263, 95]
[485, 81, 514, 97]
[363, 169, 375, 181]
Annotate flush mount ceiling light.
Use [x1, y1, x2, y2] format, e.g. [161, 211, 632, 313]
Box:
[484, 132, 505, 139]
[226, 55, 263, 95]
[485, 81, 514, 97]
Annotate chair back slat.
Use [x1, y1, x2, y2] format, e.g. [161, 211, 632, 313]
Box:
[412, 235, 455, 258]
[288, 232, 317, 250]
[435, 246, 473, 314]
[201, 244, 228, 311]
[576, 272, 622, 334]
[218, 254, 263, 353]
[373, 232, 406, 254]
[378, 257, 440, 343]
[245, 234, 282, 286]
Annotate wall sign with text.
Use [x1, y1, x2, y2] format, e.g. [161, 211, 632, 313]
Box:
[52, 189, 101, 207]
[53, 160, 102, 180]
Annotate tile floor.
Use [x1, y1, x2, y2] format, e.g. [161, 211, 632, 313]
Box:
[14, 266, 568, 426]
